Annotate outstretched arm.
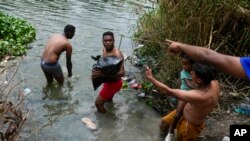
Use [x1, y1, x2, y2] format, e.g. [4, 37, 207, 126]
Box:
[145, 67, 208, 103]
[168, 41, 246, 79]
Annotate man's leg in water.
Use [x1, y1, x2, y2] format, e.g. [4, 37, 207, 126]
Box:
[52, 63, 64, 85]
[42, 70, 53, 84]
[95, 95, 107, 113]
[95, 80, 123, 113]
[54, 75, 64, 85]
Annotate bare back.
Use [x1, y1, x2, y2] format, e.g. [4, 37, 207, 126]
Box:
[183, 80, 220, 125]
[42, 34, 71, 63]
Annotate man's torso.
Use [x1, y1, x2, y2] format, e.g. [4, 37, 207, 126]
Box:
[42, 34, 69, 63]
[183, 81, 220, 125]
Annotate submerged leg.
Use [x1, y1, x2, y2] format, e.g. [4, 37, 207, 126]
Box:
[95, 95, 107, 113]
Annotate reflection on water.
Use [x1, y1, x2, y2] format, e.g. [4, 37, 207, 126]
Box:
[42, 79, 75, 100]
[42, 84, 69, 100]
[42, 77, 80, 118]
[0, 0, 161, 141]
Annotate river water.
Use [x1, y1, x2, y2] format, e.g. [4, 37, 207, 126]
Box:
[0, 0, 161, 141]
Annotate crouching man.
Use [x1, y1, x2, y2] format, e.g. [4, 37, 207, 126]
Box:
[145, 63, 220, 141]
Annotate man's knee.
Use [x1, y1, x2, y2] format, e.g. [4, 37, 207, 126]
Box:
[55, 76, 64, 85]
[95, 95, 105, 107]
[95, 100, 102, 107]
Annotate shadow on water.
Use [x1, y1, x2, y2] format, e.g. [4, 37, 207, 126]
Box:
[0, 0, 161, 141]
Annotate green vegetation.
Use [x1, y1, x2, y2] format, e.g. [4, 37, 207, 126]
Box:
[134, 0, 250, 90]
[134, 0, 250, 114]
[0, 12, 36, 59]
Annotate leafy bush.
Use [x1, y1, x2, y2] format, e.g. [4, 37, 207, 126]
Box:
[0, 12, 36, 59]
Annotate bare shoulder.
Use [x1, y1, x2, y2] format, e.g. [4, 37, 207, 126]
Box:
[115, 48, 123, 58]
[208, 80, 220, 96]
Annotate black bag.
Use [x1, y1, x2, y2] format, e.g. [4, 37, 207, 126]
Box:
[92, 56, 123, 90]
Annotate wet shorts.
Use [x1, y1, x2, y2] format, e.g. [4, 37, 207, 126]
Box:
[162, 110, 204, 141]
[40, 60, 63, 78]
[240, 57, 250, 80]
[99, 79, 123, 100]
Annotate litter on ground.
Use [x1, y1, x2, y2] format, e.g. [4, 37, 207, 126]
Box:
[81, 117, 97, 130]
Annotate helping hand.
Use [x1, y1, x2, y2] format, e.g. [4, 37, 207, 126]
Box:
[145, 66, 153, 80]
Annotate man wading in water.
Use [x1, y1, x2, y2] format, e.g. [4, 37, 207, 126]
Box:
[92, 31, 125, 113]
[41, 25, 75, 85]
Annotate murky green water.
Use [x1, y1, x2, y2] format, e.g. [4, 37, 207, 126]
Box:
[0, 0, 161, 141]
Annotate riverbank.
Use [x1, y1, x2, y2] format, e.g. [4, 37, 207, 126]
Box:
[200, 112, 250, 141]
[0, 57, 30, 140]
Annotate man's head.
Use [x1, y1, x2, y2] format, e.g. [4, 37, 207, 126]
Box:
[191, 63, 216, 86]
[102, 31, 114, 52]
[64, 24, 75, 39]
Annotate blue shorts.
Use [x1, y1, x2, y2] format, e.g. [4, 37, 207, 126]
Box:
[240, 57, 250, 80]
[40, 60, 63, 78]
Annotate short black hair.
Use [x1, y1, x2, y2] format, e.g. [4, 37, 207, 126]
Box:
[64, 24, 75, 33]
[103, 31, 114, 39]
[181, 53, 195, 64]
[192, 63, 216, 85]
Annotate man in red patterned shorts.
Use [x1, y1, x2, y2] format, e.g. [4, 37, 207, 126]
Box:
[92, 31, 125, 113]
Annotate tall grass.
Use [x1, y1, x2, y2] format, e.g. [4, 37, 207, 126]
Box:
[134, 0, 250, 91]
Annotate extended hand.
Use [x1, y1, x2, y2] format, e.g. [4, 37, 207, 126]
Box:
[145, 66, 153, 79]
[168, 41, 182, 54]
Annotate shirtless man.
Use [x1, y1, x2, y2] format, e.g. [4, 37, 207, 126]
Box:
[167, 41, 248, 80]
[92, 31, 125, 113]
[145, 63, 220, 141]
[41, 25, 75, 85]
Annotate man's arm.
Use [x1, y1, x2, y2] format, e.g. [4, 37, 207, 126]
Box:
[66, 43, 72, 77]
[145, 67, 208, 103]
[113, 50, 125, 78]
[168, 42, 246, 79]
